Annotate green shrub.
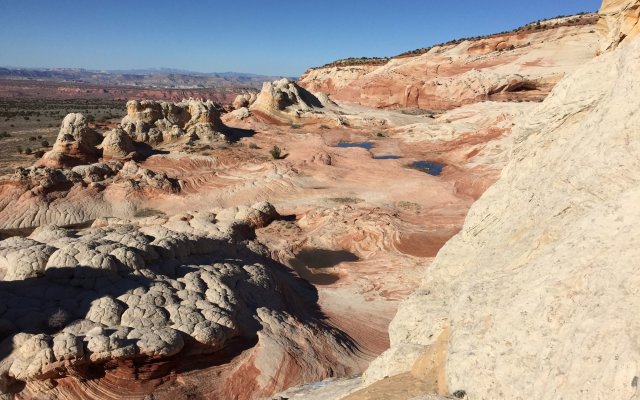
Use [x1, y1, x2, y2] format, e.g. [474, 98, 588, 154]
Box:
[270, 145, 282, 159]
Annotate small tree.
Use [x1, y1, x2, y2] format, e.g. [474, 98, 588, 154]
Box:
[270, 145, 282, 160]
[34, 149, 45, 158]
[24, 147, 32, 155]
[41, 140, 49, 147]
[16, 146, 23, 154]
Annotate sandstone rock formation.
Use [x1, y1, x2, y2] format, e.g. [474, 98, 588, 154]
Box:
[0, 161, 179, 230]
[0, 202, 360, 399]
[100, 126, 136, 160]
[121, 99, 227, 144]
[233, 92, 258, 109]
[38, 113, 103, 168]
[249, 78, 328, 123]
[332, 5, 640, 400]
[598, 0, 640, 49]
[299, 15, 599, 110]
[3, 6, 632, 400]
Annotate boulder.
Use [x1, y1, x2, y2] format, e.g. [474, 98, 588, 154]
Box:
[101, 126, 136, 160]
[232, 92, 257, 109]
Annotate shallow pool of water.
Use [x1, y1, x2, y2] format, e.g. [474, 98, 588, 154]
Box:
[290, 248, 359, 286]
[409, 161, 445, 176]
[335, 141, 374, 150]
[373, 155, 402, 160]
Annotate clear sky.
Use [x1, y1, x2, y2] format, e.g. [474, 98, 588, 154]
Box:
[0, 0, 602, 77]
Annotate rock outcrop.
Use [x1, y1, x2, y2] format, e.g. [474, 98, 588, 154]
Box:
[598, 0, 640, 49]
[233, 92, 258, 109]
[121, 99, 227, 144]
[0, 161, 179, 230]
[100, 126, 136, 160]
[249, 78, 328, 124]
[344, 5, 640, 400]
[299, 15, 599, 110]
[0, 202, 360, 399]
[38, 113, 103, 168]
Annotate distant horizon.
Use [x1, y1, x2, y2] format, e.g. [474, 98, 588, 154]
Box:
[0, 65, 295, 78]
[0, 0, 601, 76]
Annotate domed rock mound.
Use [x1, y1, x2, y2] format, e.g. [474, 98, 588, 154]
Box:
[0, 202, 361, 399]
[101, 126, 137, 160]
[121, 99, 227, 145]
[37, 113, 103, 168]
[233, 92, 258, 109]
[249, 78, 329, 124]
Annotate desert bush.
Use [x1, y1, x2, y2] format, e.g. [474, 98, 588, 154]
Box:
[16, 146, 23, 154]
[41, 140, 49, 147]
[248, 143, 260, 149]
[270, 145, 282, 159]
[34, 149, 45, 158]
[28, 136, 36, 141]
[24, 147, 32, 155]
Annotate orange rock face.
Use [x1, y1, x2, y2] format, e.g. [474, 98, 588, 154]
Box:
[598, 0, 640, 49]
[299, 16, 599, 110]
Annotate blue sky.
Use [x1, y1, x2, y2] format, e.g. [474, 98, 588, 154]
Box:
[0, 0, 601, 77]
